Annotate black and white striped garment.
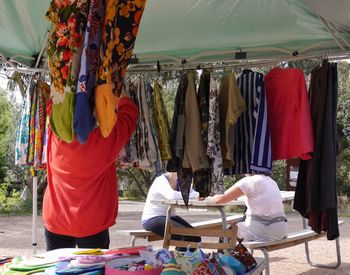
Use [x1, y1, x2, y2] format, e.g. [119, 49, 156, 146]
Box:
[228, 69, 272, 174]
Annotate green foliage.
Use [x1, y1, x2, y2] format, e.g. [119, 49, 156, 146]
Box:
[271, 160, 286, 190]
[118, 168, 157, 199]
[0, 88, 17, 182]
[0, 176, 31, 216]
[336, 62, 350, 197]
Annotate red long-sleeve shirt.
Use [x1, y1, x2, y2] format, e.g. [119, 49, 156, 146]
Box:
[43, 97, 138, 237]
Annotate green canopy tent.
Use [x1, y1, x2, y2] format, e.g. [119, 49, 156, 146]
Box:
[0, 0, 350, 255]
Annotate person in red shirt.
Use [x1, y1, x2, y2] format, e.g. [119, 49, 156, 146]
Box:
[43, 89, 138, 250]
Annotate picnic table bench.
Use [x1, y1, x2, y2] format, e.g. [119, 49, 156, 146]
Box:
[243, 220, 344, 275]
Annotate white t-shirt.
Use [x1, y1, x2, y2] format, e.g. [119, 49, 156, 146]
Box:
[236, 175, 285, 219]
[141, 174, 199, 223]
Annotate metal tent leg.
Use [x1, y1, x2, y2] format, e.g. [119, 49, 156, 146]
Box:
[32, 175, 38, 255]
[131, 236, 136, 247]
[304, 237, 341, 269]
[302, 218, 341, 269]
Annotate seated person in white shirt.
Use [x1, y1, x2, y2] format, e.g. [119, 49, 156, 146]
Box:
[141, 171, 201, 245]
[210, 174, 287, 242]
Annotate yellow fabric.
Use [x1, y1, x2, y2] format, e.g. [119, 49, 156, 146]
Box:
[95, 84, 119, 138]
[153, 81, 172, 160]
[219, 73, 246, 168]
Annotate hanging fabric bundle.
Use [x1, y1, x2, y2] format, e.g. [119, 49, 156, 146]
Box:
[167, 72, 210, 205]
[15, 81, 36, 166]
[138, 77, 159, 169]
[264, 67, 313, 161]
[95, 0, 147, 138]
[218, 72, 245, 169]
[207, 75, 224, 195]
[152, 81, 172, 161]
[33, 81, 51, 168]
[167, 74, 188, 173]
[46, 0, 90, 143]
[73, 0, 105, 144]
[117, 77, 162, 172]
[46, 0, 147, 142]
[196, 70, 212, 196]
[230, 69, 272, 174]
[294, 60, 339, 240]
[15, 79, 50, 170]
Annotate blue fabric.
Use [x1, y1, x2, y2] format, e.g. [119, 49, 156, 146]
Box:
[228, 69, 272, 174]
[74, 0, 104, 144]
[15, 81, 35, 166]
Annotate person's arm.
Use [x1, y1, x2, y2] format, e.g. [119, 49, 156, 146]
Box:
[211, 184, 244, 204]
[157, 179, 184, 200]
[189, 189, 199, 199]
[110, 90, 138, 158]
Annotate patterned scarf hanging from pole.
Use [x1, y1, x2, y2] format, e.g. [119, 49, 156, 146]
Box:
[95, 0, 147, 138]
[46, 0, 90, 143]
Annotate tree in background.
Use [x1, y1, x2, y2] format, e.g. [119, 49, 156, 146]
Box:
[336, 62, 350, 196]
[0, 88, 18, 182]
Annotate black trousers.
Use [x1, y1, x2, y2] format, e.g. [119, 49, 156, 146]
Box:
[143, 215, 201, 249]
[45, 228, 110, 251]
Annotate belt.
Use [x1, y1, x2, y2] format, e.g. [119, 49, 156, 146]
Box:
[250, 215, 288, 226]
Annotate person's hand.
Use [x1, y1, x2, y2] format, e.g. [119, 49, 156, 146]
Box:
[120, 88, 130, 98]
[209, 195, 225, 203]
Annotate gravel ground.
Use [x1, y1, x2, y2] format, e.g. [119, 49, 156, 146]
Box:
[0, 200, 349, 274]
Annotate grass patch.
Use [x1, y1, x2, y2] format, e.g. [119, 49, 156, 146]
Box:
[0, 199, 32, 216]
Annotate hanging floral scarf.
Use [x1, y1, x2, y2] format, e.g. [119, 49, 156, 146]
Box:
[46, 0, 90, 143]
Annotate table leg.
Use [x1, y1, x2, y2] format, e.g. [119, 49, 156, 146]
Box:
[218, 207, 228, 243]
[162, 205, 173, 248]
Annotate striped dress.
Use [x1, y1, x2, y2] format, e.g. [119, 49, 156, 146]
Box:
[230, 69, 272, 174]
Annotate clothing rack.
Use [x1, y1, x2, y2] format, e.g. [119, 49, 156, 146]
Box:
[2, 47, 350, 76]
[127, 51, 350, 73]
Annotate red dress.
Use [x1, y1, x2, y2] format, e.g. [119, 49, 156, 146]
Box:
[264, 67, 313, 160]
[43, 97, 138, 237]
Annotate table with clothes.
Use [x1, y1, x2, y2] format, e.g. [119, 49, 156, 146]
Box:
[0, 245, 265, 275]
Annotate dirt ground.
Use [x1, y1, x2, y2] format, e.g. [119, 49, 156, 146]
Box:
[0, 200, 349, 274]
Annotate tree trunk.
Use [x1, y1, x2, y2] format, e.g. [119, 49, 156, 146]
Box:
[126, 169, 147, 198]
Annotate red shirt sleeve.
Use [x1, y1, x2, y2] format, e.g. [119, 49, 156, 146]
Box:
[109, 97, 138, 158]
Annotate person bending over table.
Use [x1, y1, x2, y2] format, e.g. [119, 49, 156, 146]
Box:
[210, 174, 287, 242]
[141, 172, 201, 246]
[43, 89, 138, 250]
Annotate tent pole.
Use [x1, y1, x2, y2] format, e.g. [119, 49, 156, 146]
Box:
[318, 16, 346, 51]
[327, 22, 350, 49]
[31, 31, 49, 256]
[34, 31, 49, 69]
[32, 171, 38, 255]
